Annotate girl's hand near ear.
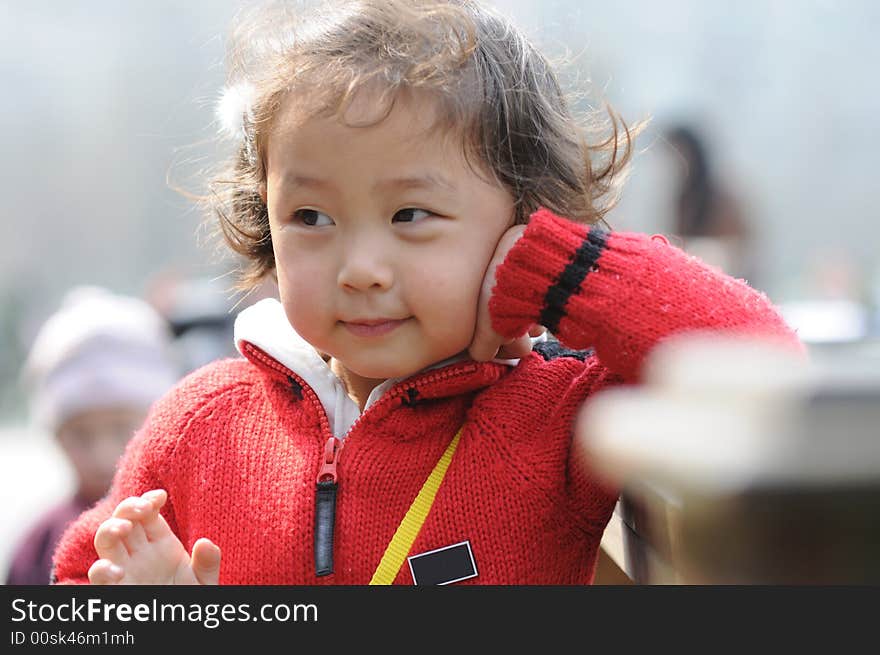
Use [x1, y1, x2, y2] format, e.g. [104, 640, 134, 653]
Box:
[469, 224, 545, 361]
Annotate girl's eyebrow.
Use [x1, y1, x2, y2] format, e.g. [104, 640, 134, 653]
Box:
[281, 172, 456, 192]
[374, 173, 456, 192]
[284, 175, 335, 191]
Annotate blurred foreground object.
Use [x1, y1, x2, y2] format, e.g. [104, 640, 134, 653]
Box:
[777, 299, 870, 345]
[581, 332, 880, 584]
[777, 248, 874, 346]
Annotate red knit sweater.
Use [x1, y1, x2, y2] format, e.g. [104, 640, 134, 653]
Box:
[52, 209, 801, 585]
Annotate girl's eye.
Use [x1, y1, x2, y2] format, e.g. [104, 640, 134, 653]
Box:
[393, 208, 431, 223]
[292, 209, 334, 227]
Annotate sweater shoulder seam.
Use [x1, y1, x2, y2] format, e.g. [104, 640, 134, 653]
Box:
[155, 374, 261, 472]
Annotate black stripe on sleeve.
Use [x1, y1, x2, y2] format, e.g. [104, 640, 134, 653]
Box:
[538, 228, 608, 333]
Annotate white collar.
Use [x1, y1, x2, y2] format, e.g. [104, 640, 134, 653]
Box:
[234, 298, 544, 438]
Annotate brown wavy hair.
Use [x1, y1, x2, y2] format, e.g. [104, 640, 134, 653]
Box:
[208, 0, 641, 289]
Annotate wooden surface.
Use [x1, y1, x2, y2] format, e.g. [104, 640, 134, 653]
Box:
[598, 486, 684, 584]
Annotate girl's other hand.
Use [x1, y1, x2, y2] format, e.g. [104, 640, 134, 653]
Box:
[468, 224, 545, 361]
[88, 489, 221, 585]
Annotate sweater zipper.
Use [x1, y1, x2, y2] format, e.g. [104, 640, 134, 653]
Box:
[238, 344, 343, 577]
[241, 343, 486, 578]
[309, 364, 480, 578]
[314, 436, 341, 577]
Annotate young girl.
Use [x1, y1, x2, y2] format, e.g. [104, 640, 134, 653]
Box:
[52, 0, 800, 585]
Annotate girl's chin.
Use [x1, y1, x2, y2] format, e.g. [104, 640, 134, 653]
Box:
[326, 343, 469, 381]
[330, 351, 439, 381]
[336, 361, 420, 381]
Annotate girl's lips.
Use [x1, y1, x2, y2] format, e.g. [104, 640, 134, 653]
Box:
[341, 318, 409, 337]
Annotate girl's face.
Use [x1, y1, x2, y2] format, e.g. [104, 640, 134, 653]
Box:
[264, 91, 515, 383]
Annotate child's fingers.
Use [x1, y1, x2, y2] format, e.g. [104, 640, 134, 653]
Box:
[120, 520, 150, 555]
[138, 504, 175, 542]
[112, 495, 154, 522]
[109, 497, 153, 555]
[468, 336, 502, 362]
[468, 302, 504, 361]
[88, 559, 125, 585]
[496, 334, 533, 360]
[528, 324, 546, 338]
[111, 494, 167, 553]
[140, 489, 168, 512]
[93, 518, 132, 563]
[466, 280, 498, 361]
[130, 489, 173, 543]
[190, 538, 222, 585]
[469, 226, 527, 362]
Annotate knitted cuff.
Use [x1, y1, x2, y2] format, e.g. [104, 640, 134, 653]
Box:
[490, 207, 802, 380]
[489, 208, 608, 340]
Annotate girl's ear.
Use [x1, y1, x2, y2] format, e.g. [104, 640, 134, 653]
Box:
[259, 183, 267, 205]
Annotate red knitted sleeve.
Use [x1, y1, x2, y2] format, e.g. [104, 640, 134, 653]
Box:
[489, 207, 803, 381]
[51, 359, 259, 585]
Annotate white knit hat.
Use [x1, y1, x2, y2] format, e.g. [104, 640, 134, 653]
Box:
[22, 286, 180, 432]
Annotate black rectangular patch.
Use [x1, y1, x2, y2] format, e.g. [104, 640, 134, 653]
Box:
[407, 540, 477, 585]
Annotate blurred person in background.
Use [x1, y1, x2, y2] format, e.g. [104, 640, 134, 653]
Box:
[664, 124, 755, 283]
[145, 271, 279, 375]
[4, 286, 179, 584]
[145, 272, 238, 375]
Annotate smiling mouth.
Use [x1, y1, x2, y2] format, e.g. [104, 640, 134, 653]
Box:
[341, 318, 409, 337]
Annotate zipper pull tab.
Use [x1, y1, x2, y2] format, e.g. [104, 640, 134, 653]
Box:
[317, 436, 340, 484]
[314, 436, 340, 577]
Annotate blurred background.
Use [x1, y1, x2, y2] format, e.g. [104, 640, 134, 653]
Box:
[1, 0, 878, 581]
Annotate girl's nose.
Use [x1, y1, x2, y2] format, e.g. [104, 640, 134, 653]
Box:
[337, 236, 394, 292]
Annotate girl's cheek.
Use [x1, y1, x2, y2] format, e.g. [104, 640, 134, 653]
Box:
[281, 255, 330, 294]
[287, 289, 324, 322]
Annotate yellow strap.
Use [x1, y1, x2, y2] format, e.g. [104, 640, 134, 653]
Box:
[369, 428, 463, 585]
